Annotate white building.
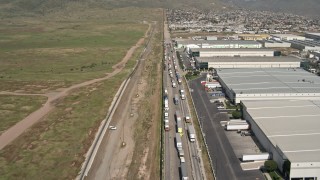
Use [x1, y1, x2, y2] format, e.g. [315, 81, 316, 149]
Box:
[217, 68, 320, 103]
[189, 48, 274, 57]
[271, 34, 306, 41]
[195, 57, 301, 69]
[242, 100, 320, 180]
[288, 40, 320, 51]
[259, 39, 291, 48]
[175, 39, 262, 49]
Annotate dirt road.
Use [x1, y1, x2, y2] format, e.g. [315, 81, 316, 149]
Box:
[0, 24, 150, 151]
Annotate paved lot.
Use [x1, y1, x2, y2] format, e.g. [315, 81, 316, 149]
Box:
[189, 74, 264, 180]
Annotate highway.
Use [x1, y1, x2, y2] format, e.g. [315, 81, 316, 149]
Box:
[163, 19, 205, 180]
[189, 75, 264, 180]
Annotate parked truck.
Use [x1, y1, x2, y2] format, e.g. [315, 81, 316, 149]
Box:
[188, 125, 196, 142]
[242, 153, 270, 161]
[175, 133, 182, 151]
[174, 94, 179, 105]
[225, 124, 250, 131]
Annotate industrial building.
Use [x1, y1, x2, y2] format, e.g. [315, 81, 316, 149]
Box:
[238, 34, 270, 41]
[194, 57, 301, 69]
[305, 32, 320, 41]
[242, 100, 320, 180]
[189, 48, 274, 57]
[288, 40, 320, 51]
[271, 34, 306, 41]
[258, 39, 291, 48]
[174, 39, 262, 49]
[217, 68, 320, 103]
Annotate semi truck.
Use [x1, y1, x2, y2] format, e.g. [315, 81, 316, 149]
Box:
[174, 94, 179, 105]
[242, 153, 270, 161]
[175, 133, 182, 151]
[188, 125, 196, 142]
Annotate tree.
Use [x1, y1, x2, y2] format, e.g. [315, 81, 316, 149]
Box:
[264, 160, 278, 172]
[232, 110, 242, 119]
[283, 160, 291, 178]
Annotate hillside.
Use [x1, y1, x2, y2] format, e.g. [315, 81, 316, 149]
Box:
[222, 0, 320, 18]
[0, 0, 226, 17]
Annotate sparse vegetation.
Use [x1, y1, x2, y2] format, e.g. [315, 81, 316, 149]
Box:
[0, 95, 47, 134]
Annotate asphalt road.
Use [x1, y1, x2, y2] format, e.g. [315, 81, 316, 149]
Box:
[188, 75, 264, 180]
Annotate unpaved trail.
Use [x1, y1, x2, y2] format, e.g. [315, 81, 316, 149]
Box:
[0, 24, 150, 151]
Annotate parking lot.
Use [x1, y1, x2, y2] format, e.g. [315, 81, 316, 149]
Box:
[189, 74, 264, 180]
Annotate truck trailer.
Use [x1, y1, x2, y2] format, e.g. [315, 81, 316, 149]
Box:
[175, 133, 183, 151]
[188, 125, 196, 142]
[177, 120, 183, 136]
[225, 124, 249, 131]
[180, 163, 189, 180]
[174, 94, 179, 105]
[242, 153, 270, 161]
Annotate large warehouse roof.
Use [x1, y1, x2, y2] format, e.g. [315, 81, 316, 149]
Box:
[242, 100, 320, 162]
[190, 48, 272, 52]
[217, 68, 320, 94]
[195, 56, 301, 63]
[175, 40, 261, 45]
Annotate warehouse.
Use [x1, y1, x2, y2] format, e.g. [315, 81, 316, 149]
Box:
[217, 68, 320, 103]
[288, 40, 320, 51]
[271, 34, 306, 41]
[238, 34, 270, 41]
[241, 100, 320, 180]
[194, 57, 301, 69]
[259, 39, 291, 48]
[189, 48, 274, 57]
[305, 32, 320, 41]
[174, 39, 262, 49]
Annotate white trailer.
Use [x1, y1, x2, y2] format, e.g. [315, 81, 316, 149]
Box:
[225, 124, 249, 131]
[188, 125, 196, 142]
[242, 153, 270, 161]
[180, 163, 189, 180]
[175, 111, 181, 121]
[175, 133, 182, 151]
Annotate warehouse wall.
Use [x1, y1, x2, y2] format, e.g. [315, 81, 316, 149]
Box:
[200, 51, 274, 57]
[208, 62, 300, 68]
[235, 93, 320, 103]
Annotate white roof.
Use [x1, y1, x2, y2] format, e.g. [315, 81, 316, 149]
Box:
[271, 34, 305, 38]
[217, 68, 320, 94]
[243, 100, 320, 163]
[195, 56, 301, 63]
[306, 32, 320, 36]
